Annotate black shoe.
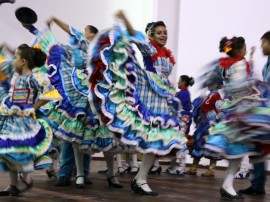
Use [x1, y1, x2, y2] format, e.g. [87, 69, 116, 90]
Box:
[239, 186, 265, 195]
[46, 170, 57, 178]
[20, 177, 33, 193]
[107, 176, 123, 188]
[117, 167, 126, 176]
[131, 178, 136, 191]
[220, 187, 244, 200]
[0, 190, 10, 196]
[75, 176, 85, 189]
[55, 176, 71, 186]
[0, 185, 20, 196]
[84, 177, 93, 185]
[133, 182, 158, 196]
[98, 169, 108, 174]
[149, 166, 162, 175]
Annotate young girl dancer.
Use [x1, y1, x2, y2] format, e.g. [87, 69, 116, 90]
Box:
[0, 44, 61, 196]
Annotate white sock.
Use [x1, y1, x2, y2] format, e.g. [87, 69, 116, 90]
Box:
[73, 144, 84, 184]
[116, 154, 124, 172]
[239, 155, 249, 172]
[151, 159, 160, 171]
[131, 153, 138, 168]
[222, 159, 241, 195]
[104, 152, 120, 184]
[135, 153, 155, 192]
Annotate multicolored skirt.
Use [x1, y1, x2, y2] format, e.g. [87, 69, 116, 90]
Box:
[204, 94, 270, 159]
[86, 25, 186, 155]
[0, 111, 53, 172]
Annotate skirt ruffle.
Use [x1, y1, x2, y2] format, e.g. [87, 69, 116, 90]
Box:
[87, 25, 186, 155]
[0, 117, 53, 172]
[44, 44, 97, 144]
[205, 93, 270, 159]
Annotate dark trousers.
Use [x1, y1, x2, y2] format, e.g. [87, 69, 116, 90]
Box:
[251, 162, 267, 192]
[58, 141, 91, 179]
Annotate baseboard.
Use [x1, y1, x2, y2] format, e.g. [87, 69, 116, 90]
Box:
[92, 156, 270, 174]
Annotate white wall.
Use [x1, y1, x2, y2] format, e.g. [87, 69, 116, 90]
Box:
[1, 0, 270, 170]
[177, 0, 270, 170]
[0, 0, 153, 48]
[178, 0, 270, 88]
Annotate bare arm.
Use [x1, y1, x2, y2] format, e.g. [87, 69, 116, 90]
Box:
[115, 10, 136, 36]
[46, 17, 70, 35]
[1, 43, 15, 55]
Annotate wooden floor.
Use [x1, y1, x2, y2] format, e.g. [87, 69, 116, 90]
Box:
[0, 160, 269, 202]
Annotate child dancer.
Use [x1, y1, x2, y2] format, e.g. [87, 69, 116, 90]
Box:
[185, 73, 223, 177]
[166, 75, 194, 175]
[0, 44, 61, 196]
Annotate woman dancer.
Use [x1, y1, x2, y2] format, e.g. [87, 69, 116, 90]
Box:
[87, 10, 187, 196]
[204, 36, 270, 200]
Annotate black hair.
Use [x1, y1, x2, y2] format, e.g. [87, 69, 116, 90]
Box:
[180, 75, 195, 87]
[17, 44, 46, 70]
[261, 31, 270, 42]
[219, 36, 245, 57]
[87, 25, 98, 35]
[145, 21, 166, 36]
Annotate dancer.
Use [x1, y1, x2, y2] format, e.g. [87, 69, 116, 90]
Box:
[0, 44, 61, 196]
[33, 16, 98, 188]
[87, 10, 187, 196]
[44, 16, 96, 187]
[185, 74, 222, 177]
[166, 75, 194, 175]
[239, 32, 270, 196]
[204, 36, 270, 200]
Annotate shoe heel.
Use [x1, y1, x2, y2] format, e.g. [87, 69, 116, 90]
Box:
[75, 176, 85, 189]
[107, 176, 123, 188]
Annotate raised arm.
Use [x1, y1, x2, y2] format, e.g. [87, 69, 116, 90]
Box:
[0, 43, 15, 55]
[115, 10, 136, 36]
[46, 17, 70, 35]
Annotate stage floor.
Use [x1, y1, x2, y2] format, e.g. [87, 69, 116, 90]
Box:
[0, 160, 269, 202]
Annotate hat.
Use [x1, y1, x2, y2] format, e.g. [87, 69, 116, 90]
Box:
[15, 7, 37, 25]
[0, 0, 15, 4]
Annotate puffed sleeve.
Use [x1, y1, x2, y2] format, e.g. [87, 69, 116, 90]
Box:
[69, 26, 85, 46]
[29, 70, 62, 101]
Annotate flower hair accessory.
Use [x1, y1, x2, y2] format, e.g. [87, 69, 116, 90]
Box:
[33, 45, 41, 50]
[146, 25, 153, 37]
[224, 40, 233, 53]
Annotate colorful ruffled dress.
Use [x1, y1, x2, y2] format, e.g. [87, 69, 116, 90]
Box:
[34, 27, 96, 145]
[86, 23, 186, 155]
[0, 67, 62, 172]
[191, 90, 222, 159]
[204, 57, 270, 159]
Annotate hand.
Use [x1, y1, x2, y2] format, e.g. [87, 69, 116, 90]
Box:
[46, 17, 54, 29]
[22, 23, 31, 30]
[115, 10, 125, 20]
[250, 46, 256, 59]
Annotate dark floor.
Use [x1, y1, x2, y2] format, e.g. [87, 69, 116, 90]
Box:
[0, 160, 269, 202]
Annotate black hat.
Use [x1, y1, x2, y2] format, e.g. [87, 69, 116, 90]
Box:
[15, 7, 37, 25]
[0, 0, 15, 4]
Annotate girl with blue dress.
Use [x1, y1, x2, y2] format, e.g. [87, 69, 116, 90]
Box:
[0, 44, 62, 196]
